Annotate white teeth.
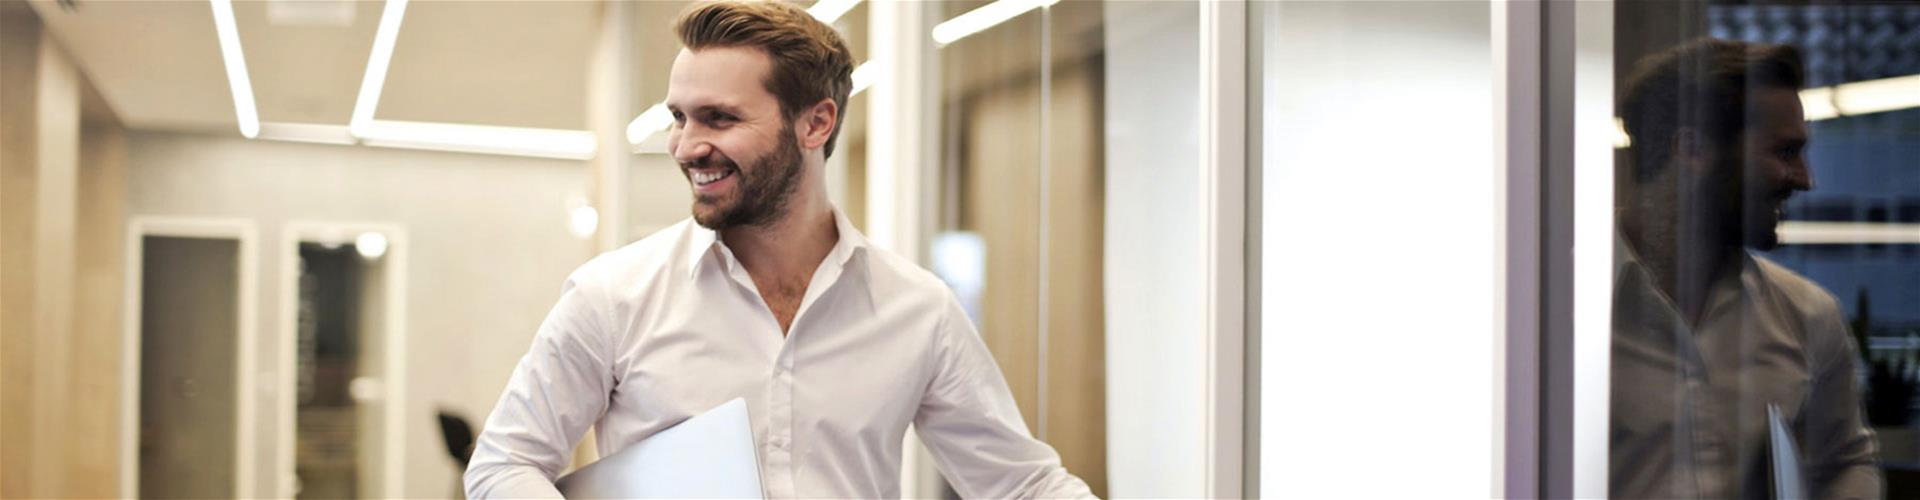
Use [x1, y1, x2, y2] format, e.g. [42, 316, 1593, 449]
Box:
[692, 170, 730, 186]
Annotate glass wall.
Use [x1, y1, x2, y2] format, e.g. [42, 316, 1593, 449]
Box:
[1607, 1, 1919, 497]
[1251, 0, 1501, 497]
[922, 0, 1205, 496]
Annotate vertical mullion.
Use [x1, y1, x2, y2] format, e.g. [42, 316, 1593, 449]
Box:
[1496, 0, 1545, 498]
[1200, 0, 1248, 496]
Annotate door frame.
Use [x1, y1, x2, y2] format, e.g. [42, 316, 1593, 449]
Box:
[119, 216, 261, 498]
[1201, 0, 1249, 496]
[275, 220, 409, 498]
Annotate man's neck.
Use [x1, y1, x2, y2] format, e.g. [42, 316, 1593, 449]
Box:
[1620, 204, 1741, 328]
[720, 196, 838, 285]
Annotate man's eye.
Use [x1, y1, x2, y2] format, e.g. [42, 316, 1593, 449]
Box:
[671, 111, 685, 123]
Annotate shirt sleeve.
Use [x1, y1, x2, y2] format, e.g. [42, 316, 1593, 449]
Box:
[464, 276, 617, 499]
[1802, 302, 1882, 499]
[913, 293, 1097, 499]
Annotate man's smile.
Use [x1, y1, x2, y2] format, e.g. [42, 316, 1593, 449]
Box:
[688, 164, 737, 193]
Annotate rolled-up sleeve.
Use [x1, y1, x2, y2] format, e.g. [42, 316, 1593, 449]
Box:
[1804, 304, 1882, 499]
[913, 294, 1096, 499]
[464, 276, 616, 499]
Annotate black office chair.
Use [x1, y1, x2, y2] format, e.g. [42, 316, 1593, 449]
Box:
[437, 410, 476, 468]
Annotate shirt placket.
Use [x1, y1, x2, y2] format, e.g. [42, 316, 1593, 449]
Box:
[1683, 351, 1727, 498]
[765, 338, 796, 498]
[716, 246, 800, 498]
[1684, 286, 1741, 499]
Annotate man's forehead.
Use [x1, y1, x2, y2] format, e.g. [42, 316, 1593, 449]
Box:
[666, 47, 774, 109]
[1744, 88, 1807, 137]
[1749, 88, 1805, 120]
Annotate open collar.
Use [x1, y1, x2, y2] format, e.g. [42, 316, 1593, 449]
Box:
[685, 208, 871, 292]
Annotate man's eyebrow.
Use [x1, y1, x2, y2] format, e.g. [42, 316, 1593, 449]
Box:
[665, 102, 743, 115]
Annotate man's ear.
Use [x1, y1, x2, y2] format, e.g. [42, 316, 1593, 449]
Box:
[797, 98, 838, 151]
[1671, 127, 1712, 176]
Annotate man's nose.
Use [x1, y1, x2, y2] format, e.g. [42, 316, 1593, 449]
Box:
[669, 127, 714, 165]
[1787, 159, 1813, 192]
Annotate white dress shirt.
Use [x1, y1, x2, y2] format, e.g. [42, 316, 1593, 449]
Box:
[465, 209, 1093, 499]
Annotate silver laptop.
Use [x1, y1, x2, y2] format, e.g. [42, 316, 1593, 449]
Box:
[1768, 403, 1806, 499]
[555, 398, 765, 498]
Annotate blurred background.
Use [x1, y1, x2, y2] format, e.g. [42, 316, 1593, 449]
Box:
[1, 0, 1914, 498]
[3, 0, 1212, 497]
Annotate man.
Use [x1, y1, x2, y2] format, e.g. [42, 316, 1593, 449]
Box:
[1612, 38, 1880, 498]
[463, 1, 1093, 498]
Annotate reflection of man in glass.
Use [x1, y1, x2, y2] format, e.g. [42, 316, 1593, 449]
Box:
[1614, 38, 1880, 498]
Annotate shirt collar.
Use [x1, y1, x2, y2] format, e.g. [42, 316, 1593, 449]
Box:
[685, 207, 870, 282]
[1613, 230, 1763, 324]
[687, 220, 719, 279]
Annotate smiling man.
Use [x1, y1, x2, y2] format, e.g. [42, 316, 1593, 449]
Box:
[1611, 38, 1880, 499]
[462, 1, 1092, 498]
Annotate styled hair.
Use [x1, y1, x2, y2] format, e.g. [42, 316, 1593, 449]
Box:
[674, 1, 855, 159]
[1619, 38, 1805, 182]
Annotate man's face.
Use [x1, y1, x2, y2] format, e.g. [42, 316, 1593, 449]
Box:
[665, 47, 805, 230]
[1732, 87, 1813, 250]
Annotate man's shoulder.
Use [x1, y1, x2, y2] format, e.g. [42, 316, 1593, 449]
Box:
[1748, 254, 1855, 364]
[858, 242, 962, 308]
[567, 219, 699, 289]
[1750, 253, 1843, 319]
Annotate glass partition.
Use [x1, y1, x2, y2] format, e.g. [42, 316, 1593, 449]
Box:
[1606, 1, 1918, 497]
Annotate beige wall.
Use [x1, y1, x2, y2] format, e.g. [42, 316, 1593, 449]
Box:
[68, 89, 129, 498]
[0, 9, 47, 495]
[958, 57, 1109, 495]
[125, 131, 595, 498]
[1, 6, 128, 497]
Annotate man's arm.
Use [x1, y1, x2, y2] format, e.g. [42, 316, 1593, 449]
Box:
[1804, 306, 1882, 499]
[913, 293, 1096, 499]
[464, 277, 616, 499]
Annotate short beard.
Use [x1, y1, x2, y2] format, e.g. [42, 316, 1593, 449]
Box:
[688, 124, 804, 230]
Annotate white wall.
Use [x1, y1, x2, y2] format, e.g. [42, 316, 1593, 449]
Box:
[627, 153, 694, 241]
[1102, 2, 1206, 496]
[1255, 1, 1499, 496]
[126, 132, 595, 498]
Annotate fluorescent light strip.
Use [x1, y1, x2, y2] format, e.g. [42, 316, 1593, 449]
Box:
[1778, 221, 1920, 245]
[931, 0, 1060, 46]
[350, 0, 409, 135]
[626, 60, 879, 148]
[1832, 74, 1920, 117]
[254, 120, 595, 159]
[625, 103, 673, 146]
[808, 0, 862, 23]
[851, 60, 880, 95]
[1799, 86, 1839, 122]
[354, 120, 596, 160]
[257, 122, 355, 145]
[209, 0, 260, 138]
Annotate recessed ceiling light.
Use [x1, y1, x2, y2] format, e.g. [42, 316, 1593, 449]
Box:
[355, 232, 388, 260]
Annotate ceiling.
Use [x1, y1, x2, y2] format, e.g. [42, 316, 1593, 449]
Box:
[28, 0, 600, 134]
[25, 0, 1087, 140]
